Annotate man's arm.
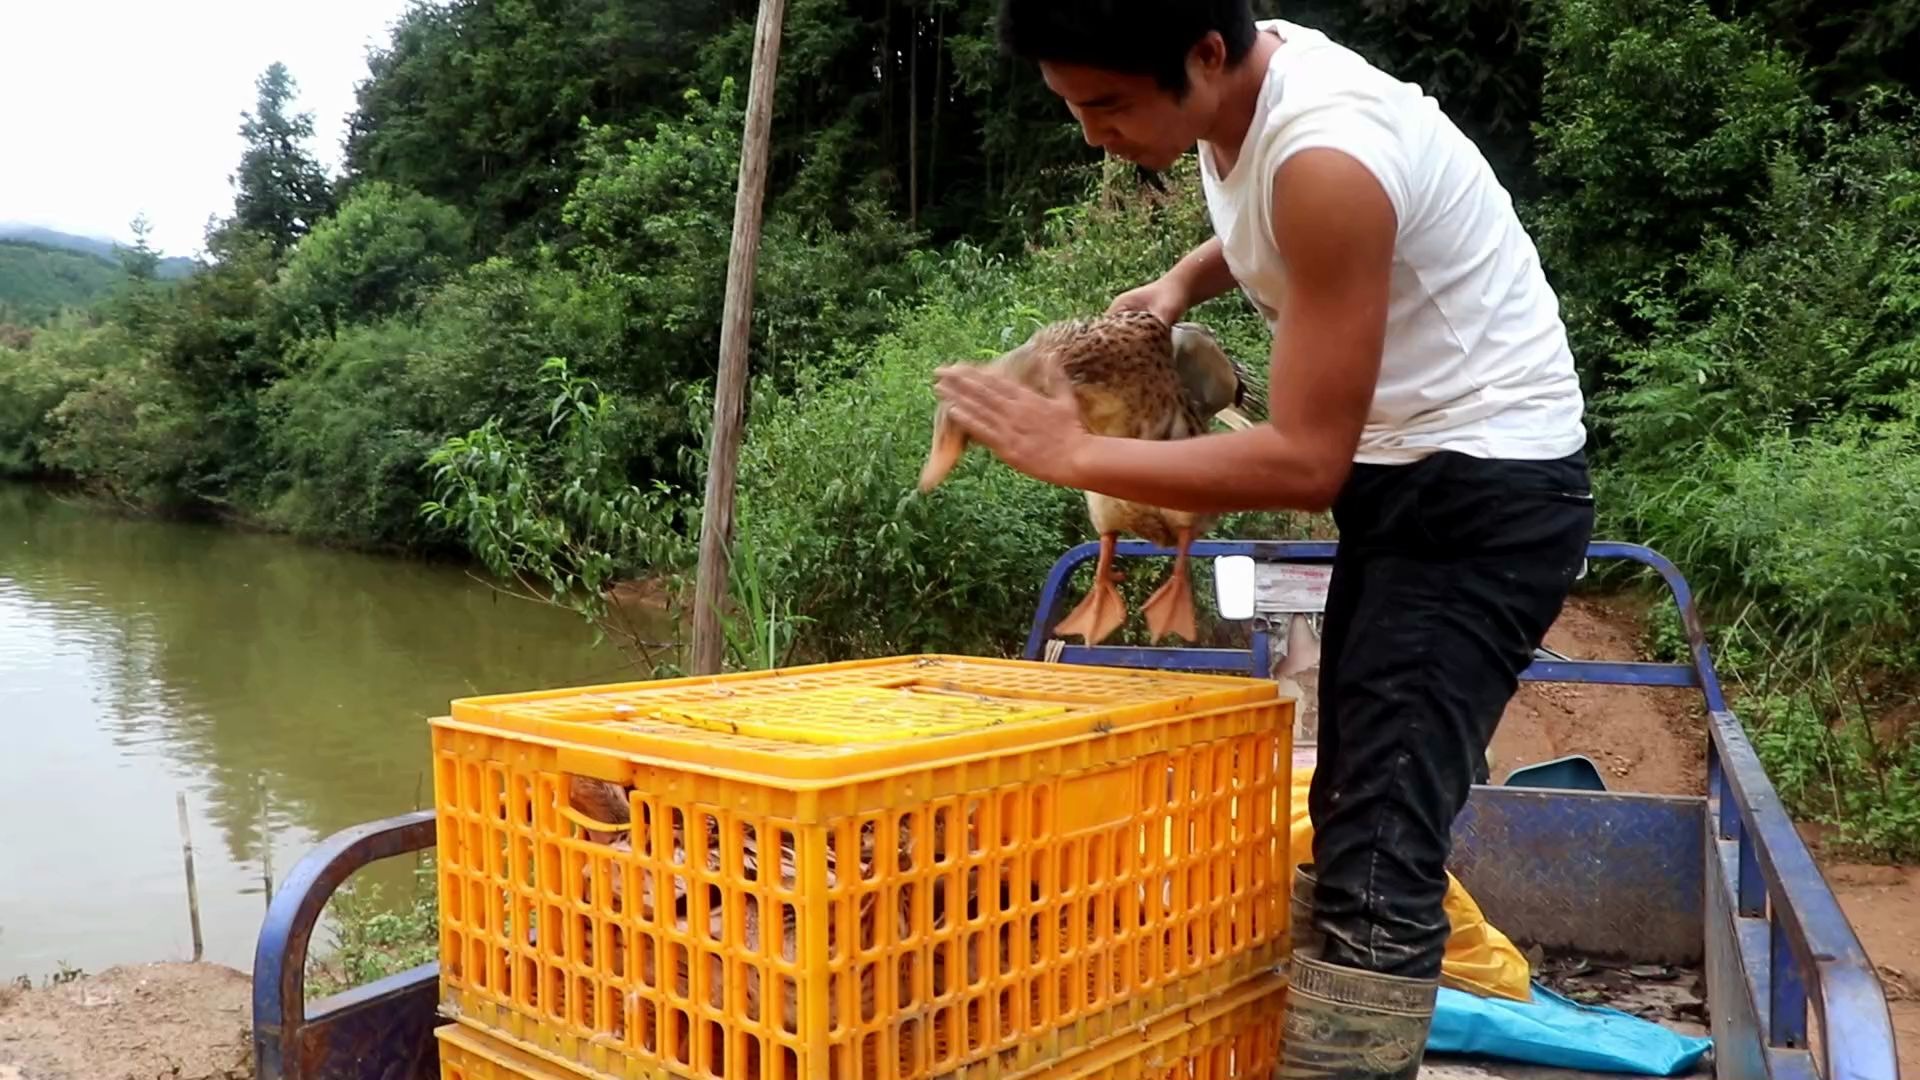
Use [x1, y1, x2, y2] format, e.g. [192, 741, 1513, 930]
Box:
[1164, 236, 1240, 310]
[1061, 150, 1396, 512]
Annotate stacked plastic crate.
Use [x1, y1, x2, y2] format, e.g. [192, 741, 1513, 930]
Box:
[429, 655, 1293, 1080]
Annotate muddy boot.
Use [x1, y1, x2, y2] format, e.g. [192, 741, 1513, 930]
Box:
[1290, 864, 1324, 956]
[1280, 950, 1439, 1080]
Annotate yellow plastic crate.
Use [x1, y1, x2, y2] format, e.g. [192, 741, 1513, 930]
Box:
[436, 975, 1288, 1080]
[1017, 974, 1286, 1080]
[434, 655, 1292, 1080]
[440, 1022, 569, 1079]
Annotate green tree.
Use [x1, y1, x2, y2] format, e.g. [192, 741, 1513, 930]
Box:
[0, 319, 131, 475]
[344, 0, 735, 250]
[270, 181, 470, 340]
[117, 215, 161, 281]
[232, 63, 337, 253]
[259, 253, 671, 548]
[696, 0, 1098, 243]
[132, 221, 285, 505]
[40, 359, 202, 508]
[1529, 0, 1815, 374]
[1734, 0, 1920, 106]
[104, 214, 176, 339]
[562, 81, 915, 391]
[257, 319, 460, 545]
[342, 0, 1117, 252]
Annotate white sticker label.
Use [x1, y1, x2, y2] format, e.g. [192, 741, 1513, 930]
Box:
[1254, 563, 1333, 614]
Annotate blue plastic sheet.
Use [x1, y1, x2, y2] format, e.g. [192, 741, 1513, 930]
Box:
[1429, 984, 1714, 1076]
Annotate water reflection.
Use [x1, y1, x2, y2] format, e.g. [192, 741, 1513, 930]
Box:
[0, 484, 653, 974]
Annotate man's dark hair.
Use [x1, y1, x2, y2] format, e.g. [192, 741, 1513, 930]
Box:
[998, 1, 1259, 96]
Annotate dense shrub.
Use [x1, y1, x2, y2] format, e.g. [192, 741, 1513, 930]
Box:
[40, 361, 205, 509]
[1538, 0, 1920, 852]
[1587, 96, 1920, 656]
[1530, 0, 1817, 368]
[268, 181, 471, 340]
[730, 264, 1087, 659]
[0, 319, 128, 476]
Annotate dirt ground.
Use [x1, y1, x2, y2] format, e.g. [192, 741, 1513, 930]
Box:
[1818, 861, 1920, 1074]
[0, 963, 251, 1079]
[0, 595, 1911, 1077]
[1489, 595, 1710, 795]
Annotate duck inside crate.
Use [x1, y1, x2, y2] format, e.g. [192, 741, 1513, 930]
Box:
[433, 657, 1294, 1080]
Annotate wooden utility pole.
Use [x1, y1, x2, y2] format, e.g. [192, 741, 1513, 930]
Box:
[909, 0, 920, 228]
[691, 0, 788, 676]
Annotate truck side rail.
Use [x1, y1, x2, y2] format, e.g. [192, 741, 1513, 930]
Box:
[252, 809, 440, 1080]
[1021, 539, 1719, 697]
[1708, 710, 1898, 1080]
[1023, 539, 1899, 1080]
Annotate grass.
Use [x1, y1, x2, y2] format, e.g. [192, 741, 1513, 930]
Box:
[1642, 597, 1920, 861]
[304, 858, 440, 1000]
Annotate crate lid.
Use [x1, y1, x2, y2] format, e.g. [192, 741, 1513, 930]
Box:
[441, 654, 1281, 784]
[645, 682, 1073, 744]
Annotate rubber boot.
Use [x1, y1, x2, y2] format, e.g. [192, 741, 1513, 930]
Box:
[1279, 950, 1439, 1080]
[1290, 863, 1324, 956]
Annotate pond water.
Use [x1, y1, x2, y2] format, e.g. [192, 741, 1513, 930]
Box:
[0, 484, 655, 976]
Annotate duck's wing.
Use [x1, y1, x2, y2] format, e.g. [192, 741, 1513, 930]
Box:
[921, 312, 1204, 492]
[917, 322, 1086, 493]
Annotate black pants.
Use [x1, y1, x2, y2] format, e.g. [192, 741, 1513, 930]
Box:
[1308, 449, 1595, 980]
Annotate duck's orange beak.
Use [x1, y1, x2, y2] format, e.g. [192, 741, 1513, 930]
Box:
[918, 404, 970, 493]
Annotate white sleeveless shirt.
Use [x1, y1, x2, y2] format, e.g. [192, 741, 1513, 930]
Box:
[1198, 19, 1587, 464]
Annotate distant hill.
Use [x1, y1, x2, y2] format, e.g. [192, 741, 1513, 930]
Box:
[0, 223, 196, 280]
[0, 224, 119, 261]
[0, 240, 127, 323]
[0, 221, 205, 324]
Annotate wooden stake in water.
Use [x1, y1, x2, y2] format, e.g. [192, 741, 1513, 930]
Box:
[176, 792, 204, 962]
[258, 774, 274, 908]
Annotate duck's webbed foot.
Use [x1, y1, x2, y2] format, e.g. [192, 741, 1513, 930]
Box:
[1141, 526, 1199, 643]
[1054, 532, 1128, 645]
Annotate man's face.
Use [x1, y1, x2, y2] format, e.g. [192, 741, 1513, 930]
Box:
[1038, 38, 1226, 171]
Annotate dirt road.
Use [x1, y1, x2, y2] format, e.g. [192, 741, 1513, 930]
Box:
[1490, 595, 1709, 795]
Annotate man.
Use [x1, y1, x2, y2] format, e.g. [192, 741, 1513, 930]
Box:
[932, 4, 1595, 1077]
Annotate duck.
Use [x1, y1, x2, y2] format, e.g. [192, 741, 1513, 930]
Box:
[918, 310, 1265, 645]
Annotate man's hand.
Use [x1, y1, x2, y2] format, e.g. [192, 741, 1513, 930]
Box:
[933, 363, 1091, 489]
[1108, 278, 1191, 325]
[1108, 235, 1237, 325]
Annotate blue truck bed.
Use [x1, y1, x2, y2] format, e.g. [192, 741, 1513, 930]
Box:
[251, 542, 1901, 1080]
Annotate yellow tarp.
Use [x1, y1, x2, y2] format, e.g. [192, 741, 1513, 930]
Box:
[1289, 763, 1533, 1003]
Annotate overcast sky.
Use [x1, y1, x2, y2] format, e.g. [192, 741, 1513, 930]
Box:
[1, 0, 415, 258]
